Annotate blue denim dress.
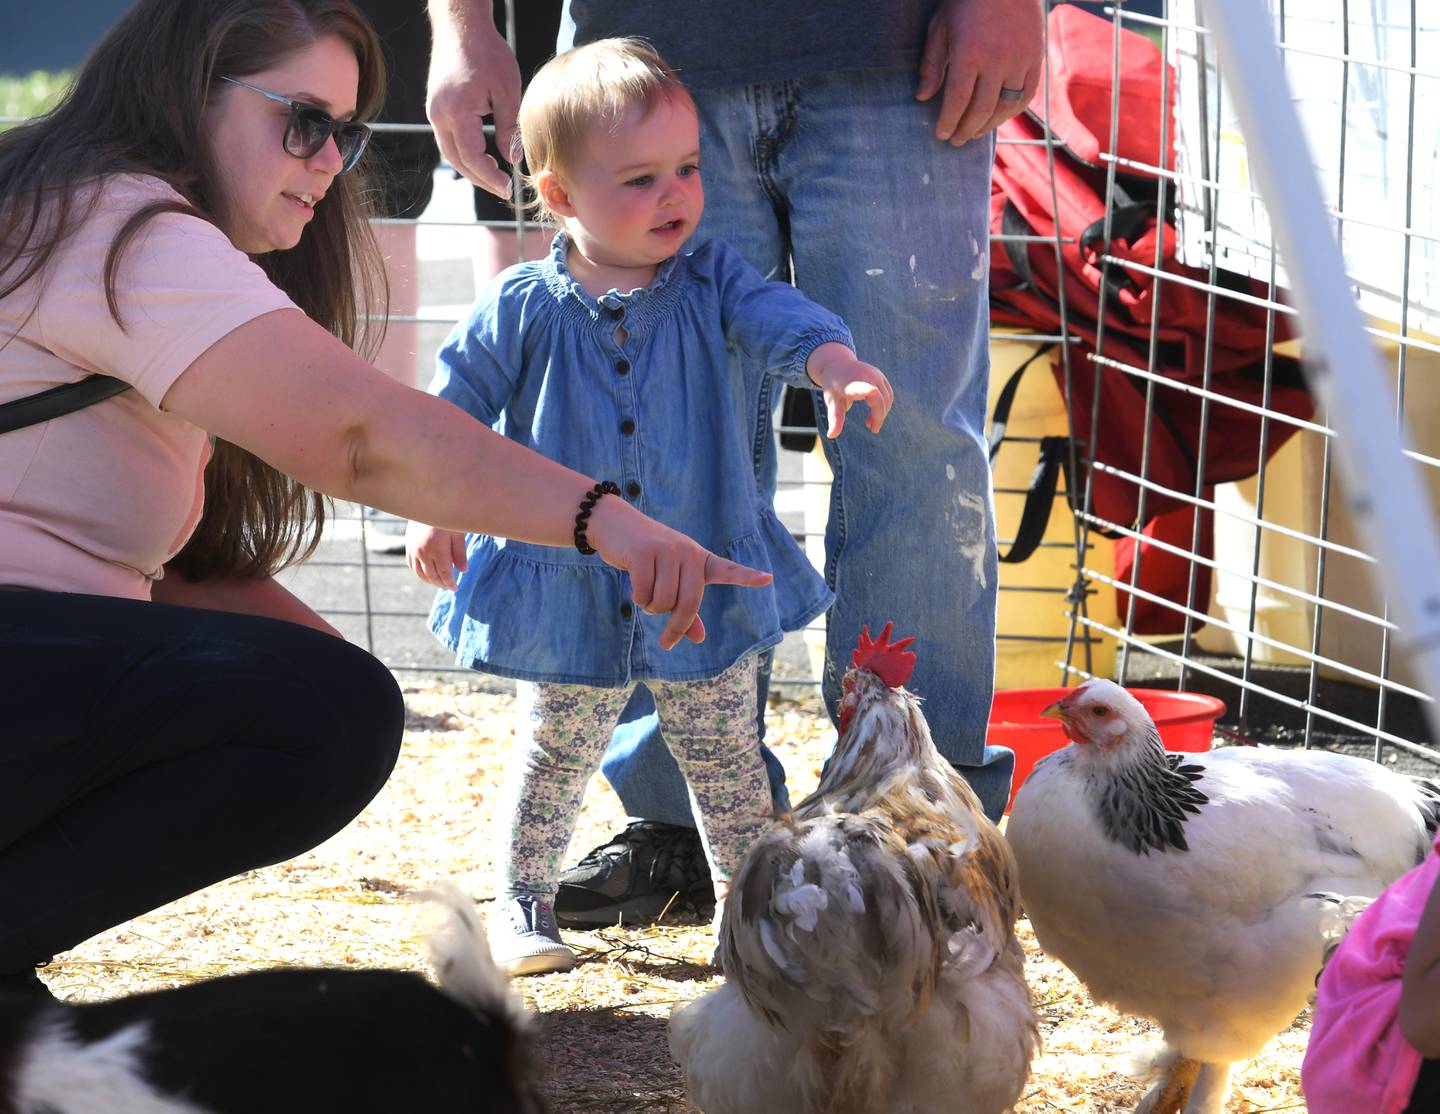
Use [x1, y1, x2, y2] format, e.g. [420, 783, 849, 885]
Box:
[426, 234, 842, 687]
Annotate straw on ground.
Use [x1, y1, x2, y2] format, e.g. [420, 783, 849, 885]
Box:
[51, 681, 1310, 1113]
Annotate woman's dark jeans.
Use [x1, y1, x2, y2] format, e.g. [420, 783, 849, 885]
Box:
[0, 590, 403, 973]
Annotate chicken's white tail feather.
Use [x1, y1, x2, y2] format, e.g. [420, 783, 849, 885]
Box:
[670, 984, 803, 1114]
[903, 953, 1038, 1113]
[415, 884, 525, 1028]
[671, 980, 902, 1114]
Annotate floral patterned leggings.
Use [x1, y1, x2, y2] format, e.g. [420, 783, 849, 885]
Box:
[502, 655, 771, 901]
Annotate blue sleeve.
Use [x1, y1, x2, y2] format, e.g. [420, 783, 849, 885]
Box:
[700, 239, 855, 388]
[427, 268, 535, 426]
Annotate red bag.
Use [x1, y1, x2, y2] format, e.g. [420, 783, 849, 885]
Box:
[989, 4, 1312, 633]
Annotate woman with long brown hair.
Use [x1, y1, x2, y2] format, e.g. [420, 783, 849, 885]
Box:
[0, 0, 769, 1000]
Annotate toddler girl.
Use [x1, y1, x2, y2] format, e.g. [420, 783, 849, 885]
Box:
[406, 37, 893, 975]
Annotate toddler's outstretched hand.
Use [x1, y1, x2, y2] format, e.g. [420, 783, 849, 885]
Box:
[406, 521, 469, 591]
[806, 342, 895, 437]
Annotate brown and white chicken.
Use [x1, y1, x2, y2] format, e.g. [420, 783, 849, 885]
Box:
[1007, 679, 1440, 1114]
[670, 624, 1039, 1114]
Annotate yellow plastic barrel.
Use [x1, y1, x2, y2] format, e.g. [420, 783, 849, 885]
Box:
[989, 338, 1118, 687]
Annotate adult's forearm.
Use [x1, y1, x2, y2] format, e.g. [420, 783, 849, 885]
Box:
[167, 311, 598, 547]
[1399, 883, 1440, 1056]
[427, 0, 488, 38]
[346, 398, 608, 547]
[1399, 976, 1440, 1058]
[344, 385, 721, 650]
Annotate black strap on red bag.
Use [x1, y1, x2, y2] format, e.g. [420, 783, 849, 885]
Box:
[987, 343, 1078, 565]
[0, 374, 130, 435]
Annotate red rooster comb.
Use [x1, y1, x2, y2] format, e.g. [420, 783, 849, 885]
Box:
[851, 622, 917, 689]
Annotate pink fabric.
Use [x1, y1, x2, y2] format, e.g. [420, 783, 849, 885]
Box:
[1303, 833, 1440, 1114]
[0, 175, 295, 598]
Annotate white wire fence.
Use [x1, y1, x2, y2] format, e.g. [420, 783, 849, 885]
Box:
[1022, 0, 1440, 765]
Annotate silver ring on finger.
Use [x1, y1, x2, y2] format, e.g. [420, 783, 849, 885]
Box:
[998, 86, 1025, 101]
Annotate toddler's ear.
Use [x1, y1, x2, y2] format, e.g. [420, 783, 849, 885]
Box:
[536, 170, 577, 219]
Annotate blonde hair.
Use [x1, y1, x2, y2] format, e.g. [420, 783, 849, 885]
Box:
[517, 37, 693, 225]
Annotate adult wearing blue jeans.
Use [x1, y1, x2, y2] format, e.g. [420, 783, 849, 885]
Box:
[423, 0, 1043, 923]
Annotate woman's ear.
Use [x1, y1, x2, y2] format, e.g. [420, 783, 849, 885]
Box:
[536, 169, 576, 219]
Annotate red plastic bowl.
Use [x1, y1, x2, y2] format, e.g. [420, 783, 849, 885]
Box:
[991, 687, 1226, 812]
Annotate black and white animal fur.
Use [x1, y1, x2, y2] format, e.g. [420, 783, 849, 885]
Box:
[0, 887, 544, 1114]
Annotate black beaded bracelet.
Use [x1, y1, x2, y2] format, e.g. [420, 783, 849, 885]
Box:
[573, 480, 621, 555]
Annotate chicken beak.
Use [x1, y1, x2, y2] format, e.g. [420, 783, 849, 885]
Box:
[1040, 700, 1066, 722]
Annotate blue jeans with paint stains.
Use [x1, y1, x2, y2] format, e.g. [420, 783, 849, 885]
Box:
[597, 68, 1015, 825]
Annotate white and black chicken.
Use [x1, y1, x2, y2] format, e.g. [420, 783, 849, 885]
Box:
[670, 624, 1039, 1114]
[1007, 678, 1440, 1114]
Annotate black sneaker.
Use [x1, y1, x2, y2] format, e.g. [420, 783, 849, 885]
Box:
[554, 820, 714, 927]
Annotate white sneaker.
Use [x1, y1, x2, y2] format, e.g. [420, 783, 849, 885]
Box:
[490, 895, 576, 977]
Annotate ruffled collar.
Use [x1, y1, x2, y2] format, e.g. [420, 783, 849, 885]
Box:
[542, 232, 687, 333]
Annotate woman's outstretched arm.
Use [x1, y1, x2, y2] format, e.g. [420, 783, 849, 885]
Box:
[162, 309, 771, 649]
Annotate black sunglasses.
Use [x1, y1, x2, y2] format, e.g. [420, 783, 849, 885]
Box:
[220, 76, 371, 174]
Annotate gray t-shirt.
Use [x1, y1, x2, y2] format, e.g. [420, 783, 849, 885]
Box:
[560, 1, 943, 90]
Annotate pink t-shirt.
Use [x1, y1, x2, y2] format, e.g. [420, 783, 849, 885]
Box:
[0, 175, 296, 598]
[1304, 832, 1440, 1114]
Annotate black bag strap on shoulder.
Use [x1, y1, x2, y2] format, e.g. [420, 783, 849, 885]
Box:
[988, 343, 1072, 565]
[0, 374, 131, 435]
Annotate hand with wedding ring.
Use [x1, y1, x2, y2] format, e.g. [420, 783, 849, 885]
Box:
[916, 0, 1045, 146]
[425, 0, 523, 198]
